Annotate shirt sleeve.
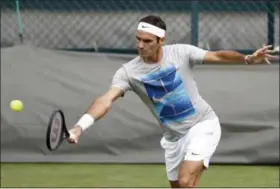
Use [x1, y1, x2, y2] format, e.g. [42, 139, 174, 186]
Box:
[176, 44, 208, 68]
[111, 67, 131, 94]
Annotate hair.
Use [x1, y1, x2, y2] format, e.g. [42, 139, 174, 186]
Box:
[139, 15, 166, 42]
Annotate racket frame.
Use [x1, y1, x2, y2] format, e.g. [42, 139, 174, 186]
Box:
[46, 109, 70, 151]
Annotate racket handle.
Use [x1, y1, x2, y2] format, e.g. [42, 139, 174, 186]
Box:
[65, 130, 70, 138]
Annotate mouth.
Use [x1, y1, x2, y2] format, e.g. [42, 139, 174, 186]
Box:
[138, 50, 146, 54]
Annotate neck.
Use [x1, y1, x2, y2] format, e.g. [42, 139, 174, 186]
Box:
[143, 47, 163, 64]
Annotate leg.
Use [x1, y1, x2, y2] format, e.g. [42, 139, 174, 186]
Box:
[178, 118, 221, 187]
[160, 137, 182, 188]
[164, 117, 221, 188]
[187, 164, 205, 187]
[169, 180, 180, 188]
[177, 117, 221, 187]
[178, 160, 205, 188]
[168, 161, 204, 188]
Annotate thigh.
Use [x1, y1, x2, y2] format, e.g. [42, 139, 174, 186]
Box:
[168, 161, 204, 188]
[184, 117, 221, 168]
[160, 137, 182, 181]
[163, 117, 221, 182]
[192, 168, 204, 187]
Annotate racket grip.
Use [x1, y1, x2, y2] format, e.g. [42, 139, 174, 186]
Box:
[65, 130, 70, 138]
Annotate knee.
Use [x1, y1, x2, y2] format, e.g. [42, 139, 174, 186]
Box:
[178, 176, 195, 188]
[178, 176, 189, 187]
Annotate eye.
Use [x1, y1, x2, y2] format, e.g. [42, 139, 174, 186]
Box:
[143, 40, 152, 43]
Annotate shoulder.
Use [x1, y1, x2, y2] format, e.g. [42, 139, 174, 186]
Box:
[164, 44, 194, 52]
[163, 44, 190, 56]
[162, 44, 191, 60]
[122, 56, 142, 70]
[164, 44, 207, 58]
[113, 56, 141, 77]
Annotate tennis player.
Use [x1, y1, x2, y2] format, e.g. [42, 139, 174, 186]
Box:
[67, 15, 278, 188]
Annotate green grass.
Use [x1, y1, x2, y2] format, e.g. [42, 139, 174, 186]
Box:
[1, 163, 279, 187]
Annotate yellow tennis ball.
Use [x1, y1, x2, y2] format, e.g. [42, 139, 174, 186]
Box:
[10, 100, 23, 112]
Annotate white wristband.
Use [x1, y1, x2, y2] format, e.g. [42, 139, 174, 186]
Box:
[75, 114, 95, 131]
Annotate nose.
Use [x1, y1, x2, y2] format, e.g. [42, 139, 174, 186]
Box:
[137, 41, 144, 49]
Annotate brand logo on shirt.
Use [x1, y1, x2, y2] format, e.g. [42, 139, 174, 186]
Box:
[152, 92, 173, 103]
[140, 64, 196, 125]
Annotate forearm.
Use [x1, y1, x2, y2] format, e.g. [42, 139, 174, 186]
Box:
[68, 88, 122, 139]
[75, 96, 113, 131]
[215, 50, 247, 63]
[87, 96, 112, 121]
[205, 50, 247, 64]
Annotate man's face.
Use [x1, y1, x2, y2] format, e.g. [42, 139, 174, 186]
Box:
[136, 31, 163, 58]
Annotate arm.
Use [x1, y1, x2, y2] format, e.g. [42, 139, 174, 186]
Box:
[203, 45, 278, 64]
[86, 87, 124, 122]
[68, 67, 131, 143]
[203, 50, 246, 64]
[67, 87, 124, 143]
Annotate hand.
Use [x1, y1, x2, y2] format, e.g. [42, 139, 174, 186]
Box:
[246, 45, 279, 64]
[67, 125, 83, 144]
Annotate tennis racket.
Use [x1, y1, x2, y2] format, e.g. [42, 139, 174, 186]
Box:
[46, 109, 70, 151]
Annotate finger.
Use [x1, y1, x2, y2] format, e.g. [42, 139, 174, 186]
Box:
[265, 54, 279, 60]
[262, 44, 273, 49]
[264, 50, 276, 54]
[258, 45, 273, 53]
[264, 58, 271, 64]
[67, 139, 77, 144]
[67, 134, 76, 143]
[67, 138, 75, 143]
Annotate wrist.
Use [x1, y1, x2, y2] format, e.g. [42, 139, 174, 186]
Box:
[245, 55, 253, 64]
[75, 113, 95, 132]
[74, 125, 83, 133]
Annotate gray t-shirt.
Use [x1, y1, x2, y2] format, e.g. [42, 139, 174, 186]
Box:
[111, 44, 217, 141]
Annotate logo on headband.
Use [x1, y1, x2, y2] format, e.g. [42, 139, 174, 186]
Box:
[141, 25, 149, 28]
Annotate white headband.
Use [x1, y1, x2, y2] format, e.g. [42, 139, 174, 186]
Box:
[137, 22, 165, 38]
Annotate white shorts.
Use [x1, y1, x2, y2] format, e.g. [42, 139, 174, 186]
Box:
[160, 117, 221, 181]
